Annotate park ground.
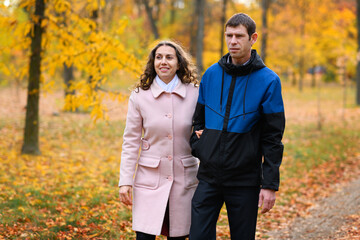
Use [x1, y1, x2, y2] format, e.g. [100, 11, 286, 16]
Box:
[0, 82, 359, 239]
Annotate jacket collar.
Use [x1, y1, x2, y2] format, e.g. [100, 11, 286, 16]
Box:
[218, 49, 266, 76]
[150, 79, 186, 99]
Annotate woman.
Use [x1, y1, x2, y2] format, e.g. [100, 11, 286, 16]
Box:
[119, 40, 199, 240]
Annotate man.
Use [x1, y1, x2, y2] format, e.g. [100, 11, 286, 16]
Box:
[189, 13, 285, 239]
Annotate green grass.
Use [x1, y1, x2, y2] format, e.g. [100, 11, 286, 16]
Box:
[282, 123, 359, 179]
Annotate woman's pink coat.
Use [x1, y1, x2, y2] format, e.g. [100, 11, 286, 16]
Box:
[119, 80, 199, 237]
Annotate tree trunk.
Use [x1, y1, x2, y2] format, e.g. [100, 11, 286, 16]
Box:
[356, 0, 360, 105]
[22, 0, 45, 155]
[90, 8, 99, 27]
[292, 70, 297, 86]
[143, 0, 159, 39]
[261, 0, 269, 63]
[62, 12, 76, 109]
[299, 58, 304, 91]
[196, 0, 205, 76]
[298, 1, 306, 92]
[64, 64, 74, 97]
[220, 0, 227, 58]
[311, 65, 316, 88]
[316, 75, 322, 130]
[342, 63, 347, 124]
[88, 8, 100, 91]
[102, 0, 116, 31]
[189, 0, 198, 57]
[154, 0, 161, 22]
[135, 0, 142, 17]
[64, 63, 77, 112]
[170, 0, 176, 24]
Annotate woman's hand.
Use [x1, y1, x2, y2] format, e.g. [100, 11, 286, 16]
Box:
[195, 130, 203, 138]
[119, 185, 133, 206]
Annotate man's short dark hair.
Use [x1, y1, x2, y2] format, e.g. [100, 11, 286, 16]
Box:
[225, 13, 256, 40]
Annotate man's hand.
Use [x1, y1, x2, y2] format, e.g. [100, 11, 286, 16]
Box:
[195, 130, 203, 138]
[119, 185, 133, 206]
[258, 189, 276, 213]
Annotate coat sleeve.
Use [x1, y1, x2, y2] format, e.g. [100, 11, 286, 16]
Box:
[190, 80, 206, 158]
[260, 77, 285, 191]
[119, 92, 143, 186]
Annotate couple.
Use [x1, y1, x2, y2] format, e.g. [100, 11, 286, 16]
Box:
[119, 13, 285, 240]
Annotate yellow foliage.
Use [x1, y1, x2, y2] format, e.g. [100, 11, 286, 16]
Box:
[266, 0, 356, 75]
[1, 64, 11, 76]
[116, 18, 129, 35]
[0, 0, 144, 122]
[1, 0, 358, 123]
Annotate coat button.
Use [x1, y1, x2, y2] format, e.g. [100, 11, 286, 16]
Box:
[166, 113, 172, 118]
[168, 155, 172, 160]
[168, 135, 172, 140]
[167, 176, 173, 181]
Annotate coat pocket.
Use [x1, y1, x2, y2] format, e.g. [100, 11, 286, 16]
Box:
[134, 157, 161, 190]
[181, 156, 199, 189]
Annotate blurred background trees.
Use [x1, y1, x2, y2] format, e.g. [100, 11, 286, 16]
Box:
[0, 0, 359, 154]
[1, 0, 358, 96]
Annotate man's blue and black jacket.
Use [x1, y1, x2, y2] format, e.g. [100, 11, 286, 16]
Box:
[190, 50, 285, 190]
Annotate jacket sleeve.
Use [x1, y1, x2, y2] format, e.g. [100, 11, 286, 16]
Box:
[119, 92, 142, 186]
[261, 77, 285, 191]
[190, 81, 206, 158]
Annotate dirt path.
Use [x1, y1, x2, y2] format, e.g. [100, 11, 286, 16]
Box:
[267, 177, 360, 239]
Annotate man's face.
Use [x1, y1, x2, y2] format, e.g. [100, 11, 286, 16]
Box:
[225, 25, 257, 65]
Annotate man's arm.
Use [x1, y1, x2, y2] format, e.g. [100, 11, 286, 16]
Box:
[261, 78, 285, 191]
[190, 80, 206, 157]
[259, 77, 285, 213]
[190, 102, 205, 157]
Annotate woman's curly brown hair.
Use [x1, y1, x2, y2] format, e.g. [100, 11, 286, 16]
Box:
[136, 40, 198, 90]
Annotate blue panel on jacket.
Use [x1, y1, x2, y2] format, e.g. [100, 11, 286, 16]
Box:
[199, 63, 284, 134]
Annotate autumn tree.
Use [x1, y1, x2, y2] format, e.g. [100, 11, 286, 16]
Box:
[143, 0, 160, 39]
[1, 0, 142, 154]
[356, 0, 360, 105]
[21, 0, 45, 155]
[170, 0, 176, 24]
[220, 0, 228, 58]
[265, 0, 356, 90]
[48, 1, 142, 118]
[189, 0, 198, 57]
[61, 12, 76, 108]
[260, 0, 270, 63]
[297, 0, 307, 92]
[64, 64, 75, 100]
[196, 0, 205, 75]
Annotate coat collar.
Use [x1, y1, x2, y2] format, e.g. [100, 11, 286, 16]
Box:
[150, 79, 187, 99]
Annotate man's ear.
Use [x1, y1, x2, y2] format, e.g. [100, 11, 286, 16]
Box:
[250, 32, 258, 46]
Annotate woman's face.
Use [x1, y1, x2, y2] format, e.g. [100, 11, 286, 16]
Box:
[154, 45, 179, 84]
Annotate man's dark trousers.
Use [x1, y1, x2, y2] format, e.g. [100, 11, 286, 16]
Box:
[189, 180, 260, 240]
